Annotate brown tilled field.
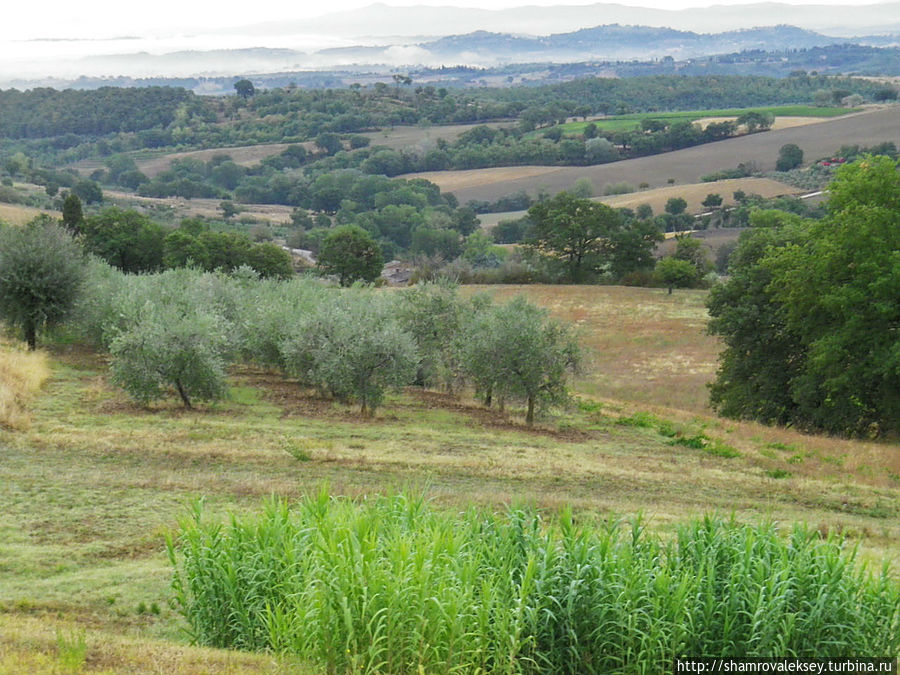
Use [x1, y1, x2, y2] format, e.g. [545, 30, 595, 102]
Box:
[599, 177, 802, 214]
[413, 106, 900, 203]
[362, 120, 515, 150]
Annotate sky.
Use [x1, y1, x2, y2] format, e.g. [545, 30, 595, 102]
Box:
[0, 0, 892, 82]
[1, 0, 889, 41]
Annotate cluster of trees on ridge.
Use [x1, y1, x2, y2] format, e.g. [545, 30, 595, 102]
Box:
[0, 74, 887, 168]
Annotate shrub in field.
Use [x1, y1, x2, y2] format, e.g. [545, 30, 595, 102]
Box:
[0, 220, 86, 350]
[168, 491, 900, 674]
[394, 281, 470, 392]
[233, 277, 325, 369]
[776, 143, 804, 171]
[462, 297, 580, 424]
[110, 304, 232, 409]
[602, 181, 635, 196]
[655, 257, 699, 293]
[280, 294, 417, 414]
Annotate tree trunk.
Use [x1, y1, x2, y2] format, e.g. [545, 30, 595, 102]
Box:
[484, 383, 492, 408]
[175, 380, 193, 409]
[526, 396, 535, 426]
[24, 319, 36, 351]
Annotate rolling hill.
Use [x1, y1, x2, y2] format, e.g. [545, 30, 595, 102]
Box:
[406, 106, 900, 204]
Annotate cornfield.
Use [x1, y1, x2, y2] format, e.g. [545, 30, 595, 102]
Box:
[168, 490, 900, 674]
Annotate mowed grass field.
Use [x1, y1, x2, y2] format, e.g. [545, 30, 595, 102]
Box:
[2, 283, 899, 672]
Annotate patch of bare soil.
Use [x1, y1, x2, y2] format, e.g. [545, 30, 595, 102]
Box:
[241, 369, 592, 441]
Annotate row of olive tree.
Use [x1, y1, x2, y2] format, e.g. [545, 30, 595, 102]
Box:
[68, 264, 580, 422]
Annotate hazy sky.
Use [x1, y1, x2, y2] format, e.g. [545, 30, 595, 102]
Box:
[1, 0, 889, 41]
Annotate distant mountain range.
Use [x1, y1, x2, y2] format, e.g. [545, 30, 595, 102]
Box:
[319, 24, 900, 65]
[58, 23, 900, 80]
[232, 2, 900, 39]
[4, 8, 900, 88]
[11, 42, 900, 94]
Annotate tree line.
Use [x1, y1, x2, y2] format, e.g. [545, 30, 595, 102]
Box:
[707, 155, 900, 436]
[0, 223, 581, 424]
[1, 73, 885, 168]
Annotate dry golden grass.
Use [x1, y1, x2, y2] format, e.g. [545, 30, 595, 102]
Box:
[466, 285, 900, 492]
[399, 165, 564, 191]
[103, 190, 295, 226]
[692, 116, 829, 131]
[0, 341, 51, 430]
[598, 177, 801, 215]
[0, 615, 288, 674]
[0, 203, 50, 226]
[467, 285, 717, 411]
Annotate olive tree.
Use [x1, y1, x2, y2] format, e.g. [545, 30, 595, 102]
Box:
[0, 219, 86, 350]
[280, 294, 417, 415]
[395, 281, 469, 392]
[462, 297, 581, 425]
[110, 304, 232, 409]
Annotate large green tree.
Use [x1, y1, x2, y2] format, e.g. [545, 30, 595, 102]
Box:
[0, 220, 86, 349]
[707, 212, 808, 424]
[527, 191, 659, 282]
[82, 208, 165, 273]
[708, 156, 900, 435]
[765, 156, 900, 434]
[317, 225, 384, 286]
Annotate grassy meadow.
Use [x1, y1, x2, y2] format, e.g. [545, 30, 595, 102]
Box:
[2, 285, 899, 672]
